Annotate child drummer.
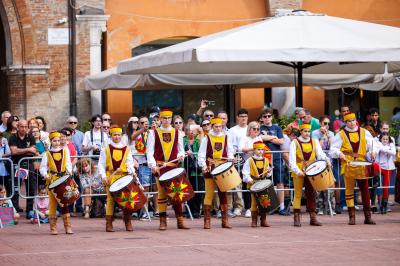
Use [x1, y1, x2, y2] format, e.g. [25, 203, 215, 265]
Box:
[198, 117, 235, 229]
[242, 141, 272, 228]
[98, 125, 136, 232]
[39, 131, 73, 235]
[288, 123, 331, 227]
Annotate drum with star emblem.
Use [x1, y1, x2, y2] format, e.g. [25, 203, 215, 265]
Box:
[159, 168, 194, 204]
[109, 175, 147, 212]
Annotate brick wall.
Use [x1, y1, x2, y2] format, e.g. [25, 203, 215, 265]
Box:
[1, 0, 105, 130]
[269, 0, 302, 15]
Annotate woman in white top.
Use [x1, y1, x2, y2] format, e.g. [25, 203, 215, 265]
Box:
[240, 121, 263, 162]
[376, 132, 396, 214]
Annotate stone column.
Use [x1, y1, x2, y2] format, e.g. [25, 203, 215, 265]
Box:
[76, 15, 109, 116]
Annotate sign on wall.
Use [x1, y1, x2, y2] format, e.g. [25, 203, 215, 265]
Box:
[48, 28, 69, 45]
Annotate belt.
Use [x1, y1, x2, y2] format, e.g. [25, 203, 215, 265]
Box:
[139, 163, 148, 166]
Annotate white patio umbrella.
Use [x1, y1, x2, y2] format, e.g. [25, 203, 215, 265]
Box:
[85, 67, 379, 91]
[117, 10, 400, 106]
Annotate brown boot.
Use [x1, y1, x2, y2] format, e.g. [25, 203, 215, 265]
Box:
[348, 207, 356, 225]
[106, 215, 114, 232]
[159, 212, 167, 231]
[203, 205, 211, 229]
[173, 204, 190, 229]
[220, 204, 232, 229]
[62, 213, 73, 234]
[309, 209, 322, 226]
[260, 212, 270, 227]
[49, 216, 58, 235]
[251, 211, 258, 227]
[293, 209, 301, 227]
[363, 207, 376, 225]
[123, 212, 133, 231]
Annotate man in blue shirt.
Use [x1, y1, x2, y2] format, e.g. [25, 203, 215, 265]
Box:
[260, 108, 286, 215]
[66, 116, 84, 155]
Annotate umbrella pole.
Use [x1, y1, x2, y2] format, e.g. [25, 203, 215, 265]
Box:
[296, 62, 303, 107]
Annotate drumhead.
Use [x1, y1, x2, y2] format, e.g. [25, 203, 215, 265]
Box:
[349, 161, 372, 166]
[48, 175, 70, 189]
[305, 161, 327, 176]
[109, 175, 133, 192]
[250, 179, 272, 193]
[159, 168, 185, 181]
[211, 162, 233, 175]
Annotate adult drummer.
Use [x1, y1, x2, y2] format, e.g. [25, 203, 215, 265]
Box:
[146, 109, 188, 230]
[98, 125, 136, 232]
[40, 131, 73, 235]
[198, 117, 235, 229]
[289, 123, 330, 227]
[330, 113, 377, 225]
[242, 141, 272, 228]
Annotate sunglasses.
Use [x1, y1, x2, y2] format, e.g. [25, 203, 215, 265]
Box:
[103, 126, 110, 129]
[68, 121, 78, 124]
[262, 114, 272, 118]
[174, 121, 183, 124]
[103, 118, 111, 121]
[300, 116, 306, 120]
[202, 123, 210, 126]
[302, 130, 311, 133]
[323, 122, 330, 126]
[251, 127, 260, 131]
[204, 114, 213, 117]
[140, 121, 146, 124]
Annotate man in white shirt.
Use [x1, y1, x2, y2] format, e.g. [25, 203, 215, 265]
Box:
[227, 108, 249, 217]
[82, 115, 109, 156]
[0, 111, 11, 133]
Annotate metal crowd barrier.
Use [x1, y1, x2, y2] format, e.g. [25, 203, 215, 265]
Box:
[8, 149, 399, 222]
[0, 157, 15, 200]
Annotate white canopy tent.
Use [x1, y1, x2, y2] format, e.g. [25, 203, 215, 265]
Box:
[85, 67, 383, 91]
[117, 10, 400, 106]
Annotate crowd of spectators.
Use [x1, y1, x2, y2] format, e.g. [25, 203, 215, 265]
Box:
[0, 102, 399, 225]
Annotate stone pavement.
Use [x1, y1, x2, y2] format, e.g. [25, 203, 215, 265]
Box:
[1, 208, 400, 266]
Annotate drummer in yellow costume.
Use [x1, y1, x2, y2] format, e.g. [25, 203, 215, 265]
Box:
[98, 125, 136, 232]
[242, 141, 272, 228]
[146, 109, 188, 230]
[289, 123, 330, 227]
[40, 131, 73, 235]
[198, 117, 235, 229]
[330, 113, 377, 225]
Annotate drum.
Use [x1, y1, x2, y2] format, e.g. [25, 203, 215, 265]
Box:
[250, 179, 279, 212]
[305, 160, 335, 192]
[210, 162, 242, 192]
[159, 168, 194, 204]
[347, 161, 373, 179]
[109, 175, 147, 212]
[48, 175, 80, 208]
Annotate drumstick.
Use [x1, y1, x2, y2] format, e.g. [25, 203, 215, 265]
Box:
[159, 156, 186, 169]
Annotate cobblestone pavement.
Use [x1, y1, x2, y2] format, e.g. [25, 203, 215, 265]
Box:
[1, 207, 400, 266]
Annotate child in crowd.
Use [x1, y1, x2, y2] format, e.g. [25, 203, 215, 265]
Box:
[0, 185, 20, 225]
[77, 157, 105, 218]
[28, 185, 50, 224]
[376, 133, 396, 214]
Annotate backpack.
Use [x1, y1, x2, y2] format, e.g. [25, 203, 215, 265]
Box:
[90, 197, 106, 218]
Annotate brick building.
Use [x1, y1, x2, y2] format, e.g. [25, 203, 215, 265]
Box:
[0, 0, 107, 129]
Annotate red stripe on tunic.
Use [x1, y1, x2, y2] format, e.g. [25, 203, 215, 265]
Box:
[343, 127, 361, 153]
[153, 128, 179, 163]
[50, 150, 64, 172]
[109, 145, 127, 170]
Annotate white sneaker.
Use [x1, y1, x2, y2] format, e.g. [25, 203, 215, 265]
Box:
[244, 209, 251, 218]
[217, 210, 222, 219]
[355, 205, 360, 211]
[342, 206, 348, 211]
[317, 210, 324, 215]
[233, 208, 242, 217]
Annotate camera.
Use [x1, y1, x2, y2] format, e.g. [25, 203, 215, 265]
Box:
[204, 100, 215, 106]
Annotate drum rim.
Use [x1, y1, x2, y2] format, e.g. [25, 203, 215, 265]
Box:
[250, 179, 272, 192]
[109, 175, 134, 192]
[159, 167, 185, 181]
[305, 160, 328, 177]
[48, 175, 70, 189]
[210, 161, 233, 176]
[349, 161, 372, 166]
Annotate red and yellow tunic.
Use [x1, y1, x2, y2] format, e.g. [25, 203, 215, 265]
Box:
[339, 127, 367, 177]
[46, 148, 68, 186]
[204, 134, 228, 178]
[292, 138, 317, 178]
[105, 144, 131, 184]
